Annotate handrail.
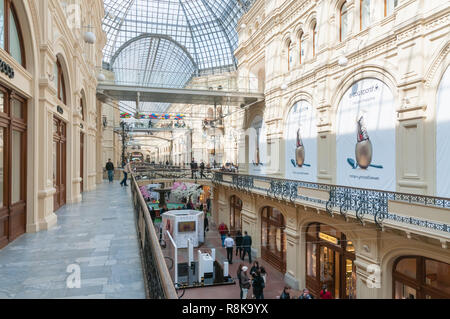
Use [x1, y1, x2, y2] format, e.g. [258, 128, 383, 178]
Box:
[130, 174, 178, 299]
[213, 171, 450, 233]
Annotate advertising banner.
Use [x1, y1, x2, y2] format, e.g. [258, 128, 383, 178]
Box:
[336, 78, 396, 191]
[249, 115, 267, 175]
[436, 66, 450, 198]
[285, 100, 317, 182]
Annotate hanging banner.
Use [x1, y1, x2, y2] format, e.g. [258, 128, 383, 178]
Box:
[436, 66, 450, 198]
[285, 100, 317, 182]
[249, 115, 267, 175]
[336, 78, 396, 191]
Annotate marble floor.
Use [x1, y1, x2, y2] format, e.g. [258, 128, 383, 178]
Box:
[0, 181, 146, 299]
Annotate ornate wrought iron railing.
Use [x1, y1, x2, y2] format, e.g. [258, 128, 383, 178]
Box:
[130, 174, 178, 299]
[212, 172, 450, 233]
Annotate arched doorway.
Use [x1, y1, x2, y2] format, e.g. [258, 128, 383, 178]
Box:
[229, 195, 242, 235]
[261, 206, 286, 272]
[305, 222, 356, 299]
[393, 256, 450, 299]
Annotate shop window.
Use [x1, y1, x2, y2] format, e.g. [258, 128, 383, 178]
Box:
[340, 2, 349, 41]
[393, 256, 450, 299]
[385, 0, 398, 16]
[0, 0, 25, 66]
[298, 32, 303, 64]
[312, 21, 318, 57]
[230, 195, 242, 233]
[261, 207, 286, 272]
[287, 39, 293, 71]
[360, 0, 371, 30]
[80, 97, 85, 121]
[56, 60, 67, 105]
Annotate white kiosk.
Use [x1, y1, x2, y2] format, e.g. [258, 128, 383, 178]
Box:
[161, 210, 204, 248]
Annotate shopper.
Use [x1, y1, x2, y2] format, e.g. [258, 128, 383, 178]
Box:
[241, 231, 252, 263]
[237, 264, 244, 299]
[150, 206, 156, 223]
[252, 270, 265, 299]
[280, 286, 291, 299]
[190, 158, 198, 179]
[120, 160, 130, 187]
[235, 230, 243, 258]
[105, 159, 115, 183]
[224, 233, 234, 264]
[299, 288, 314, 299]
[200, 160, 206, 179]
[260, 267, 267, 286]
[250, 261, 260, 279]
[240, 266, 251, 299]
[218, 222, 228, 247]
[203, 210, 209, 238]
[320, 285, 333, 299]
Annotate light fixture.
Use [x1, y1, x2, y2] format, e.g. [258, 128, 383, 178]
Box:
[338, 56, 349, 67]
[97, 73, 106, 82]
[83, 31, 96, 44]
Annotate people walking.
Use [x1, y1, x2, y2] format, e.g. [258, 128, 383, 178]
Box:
[106, 159, 115, 183]
[237, 264, 244, 299]
[241, 231, 252, 263]
[203, 210, 209, 238]
[240, 266, 251, 299]
[299, 288, 314, 299]
[199, 160, 206, 179]
[252, 270, 265, 299]
[224, 233, 234, 264]
[218, 222, 228, 247]
[279, 286, 291, 299]
[320, 285, 333, 299]
[190, 158, 198, 179]
[235, 230, 243, 259]
[120, 160, 130, 187]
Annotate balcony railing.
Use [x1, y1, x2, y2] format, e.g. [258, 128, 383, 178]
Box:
[133, 164, 216, 181]
[212, 172, 450, 234]
[130, 174, 178, 299]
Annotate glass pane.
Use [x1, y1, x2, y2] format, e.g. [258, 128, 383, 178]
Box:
[53, 63, 58, 89]
[9, 9, 22, 65]
[0, 0, 4, 49]
[307, 242, 317, 278]
[11, 130, 22, 203]
[341, 9, 348, 40]
[396, 258, 417, 279]
[361, 0, 371, 30]
[386, 0, 398, 16]
[346, 259, 357, 299]
[0, 128, 3, 207]
[261, 220, 267, 247]
[425, 259, 450, 295]
[0, 91, 4, 113]
[276, 227, 281, 252]
[11, 99, 22, 119]
[394, 281, 416, 299]
[268, 223, 277, 252]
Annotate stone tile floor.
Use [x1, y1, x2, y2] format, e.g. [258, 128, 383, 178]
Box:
[0, 181, 146, 299]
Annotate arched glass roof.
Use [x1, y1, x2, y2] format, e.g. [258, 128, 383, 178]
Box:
[102, 0, 255, 90]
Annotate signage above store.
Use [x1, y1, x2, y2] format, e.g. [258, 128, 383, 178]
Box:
[319, 232, 339, 245]
[0, 58, 14, 79]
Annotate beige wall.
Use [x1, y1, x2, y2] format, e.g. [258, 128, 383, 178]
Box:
[1, 0, 106, 235]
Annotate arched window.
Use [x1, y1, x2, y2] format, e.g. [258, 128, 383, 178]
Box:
[385, 0, 398, 16]
[393, 256, 450, 299]
[298, 32, 303, 65]
[340, 2, 349, 41]
[312, 21, 318, 57]
[56, 60, 66, 105]
[80, 97, 85, 122]
[360, 0, 371, 30]
[287, 39, 293, 71]
[0, 0, 25, 66]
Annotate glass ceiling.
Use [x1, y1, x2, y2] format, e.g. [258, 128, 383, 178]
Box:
[102, 0, 255, 92]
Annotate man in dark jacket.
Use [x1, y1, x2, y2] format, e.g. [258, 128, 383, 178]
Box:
[106, 159, 114, 183]
[235, 230, 243, 258]
[252, 270, 265, 299]
[241, 231, 252, 263]
[190, 158, 198, 179]
[199, 161, 205, 179]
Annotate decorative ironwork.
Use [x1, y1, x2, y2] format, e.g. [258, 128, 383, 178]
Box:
[213, 172, 450, 234]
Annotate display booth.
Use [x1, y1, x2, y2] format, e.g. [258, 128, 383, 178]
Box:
[161, 210, 204, 248]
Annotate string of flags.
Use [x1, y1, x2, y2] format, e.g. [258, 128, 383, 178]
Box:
[120, 112, 185, 120]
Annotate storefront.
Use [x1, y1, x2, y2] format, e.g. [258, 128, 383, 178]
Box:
[306, 222, 356, 299]
[229, 195, 242, 234]
[53, 116, 67, 212]
[393, 256, 450, 299]
[261, 206, 286, 272]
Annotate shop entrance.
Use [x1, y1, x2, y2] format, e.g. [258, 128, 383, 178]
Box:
[53, 117, 66, 212]
[261, 206, 286, 273]
[306, 223, 356, 299]
[229, 195, 242, 235]
[0, 88, 27, 249]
